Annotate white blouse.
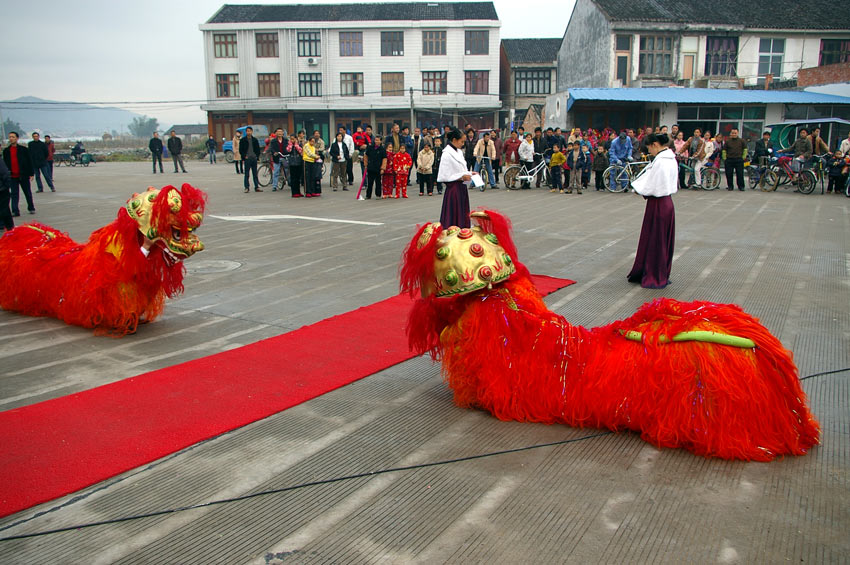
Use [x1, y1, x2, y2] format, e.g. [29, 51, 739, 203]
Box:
[437, 145, 469, 183]
[631, 148, 678, 198]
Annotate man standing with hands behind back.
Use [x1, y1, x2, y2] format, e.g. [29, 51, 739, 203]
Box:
[28, 132, 55, 193]
[149, 132, 164, 173]
[722, 128, 747, 191]
[167, 130, 187, 173]
[240, 126, 262, 193]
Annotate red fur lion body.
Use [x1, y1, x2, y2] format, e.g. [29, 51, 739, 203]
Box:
[0, 184, 206, 335]
[401, 210, 819, 461]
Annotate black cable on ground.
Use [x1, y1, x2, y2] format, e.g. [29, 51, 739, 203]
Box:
[1, 366, 846, 543]
[0, 431, 612, 542]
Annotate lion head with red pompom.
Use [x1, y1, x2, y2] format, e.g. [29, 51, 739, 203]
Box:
[125, 183, 207, 266]
[400, 210, 531, 355]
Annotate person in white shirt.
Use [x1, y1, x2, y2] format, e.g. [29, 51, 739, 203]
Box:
[329, 132, 350, 191]
[627, 133, 678, 289]
[338, 126, 355, 188]
[437, 128, 476, 228]
[517, 133, 535, 189]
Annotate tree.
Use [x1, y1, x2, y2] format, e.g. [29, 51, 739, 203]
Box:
[2, 118, 24, 138]
[128, 116, 159, 138]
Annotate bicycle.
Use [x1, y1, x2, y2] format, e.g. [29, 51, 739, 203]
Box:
[602, 159, 649, 193]
[257, 153, 273, 187]
[678, 159, 721, 190]
[810, 154, 830, 193]
[503, 152, 551, 190]
[769, 156, 816, 194]
[747, 156, 778, 190]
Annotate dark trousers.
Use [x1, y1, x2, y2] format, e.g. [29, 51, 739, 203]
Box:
[289, 162, 303, 195]
[244, 158, 259, 189]
[725, 158, 745, 190]
[595, 170, 605, 190]
[34, 162, 54, 191]
[346, 158, 354, 185]
[551, 167, 562, 189]
[305, 161, 320, 195]
[152, 152, 163, 172]
[493, 158, 501, 182]
[366, 170, 382, 198]
[208, 149, 216, 163]
[827, 175, 846, 193]
[234, 159, 243, 174]
[172, 153, 186, 172]
[11, 176, 35, 214]
[0, 189, 14, 230]
[418, 172, 434, 194]
[47, 160, 53, 179]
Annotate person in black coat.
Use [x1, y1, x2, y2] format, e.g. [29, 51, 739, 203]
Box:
[149, 132, 164, 173]
[205, 136, 217, 164]
[28, 132, 54, 192]
[239, 126, 262, 192]
[0, 158, 14, 230]
[2, 132, 35, 216]
[167, 131, 187, 173]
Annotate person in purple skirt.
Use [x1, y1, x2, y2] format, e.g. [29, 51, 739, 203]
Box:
[437, 128, 475, 228]
[627, 133, 678, 289]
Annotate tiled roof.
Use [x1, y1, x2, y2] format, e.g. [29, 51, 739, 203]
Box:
[164, 124, 209, 135]
[566, 87, 850, 111]
[501, 38, 561, 64]
[591, 0, 850, 30]
[207, 2, 498, 23]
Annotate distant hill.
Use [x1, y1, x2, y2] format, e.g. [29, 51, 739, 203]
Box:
[0, 96, 146, 137]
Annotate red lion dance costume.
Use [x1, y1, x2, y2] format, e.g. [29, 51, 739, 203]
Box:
[0, 184, 206, 336]
[401, 210, 819, 461]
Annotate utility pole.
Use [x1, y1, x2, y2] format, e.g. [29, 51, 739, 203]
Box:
[409, 87, 415, 130]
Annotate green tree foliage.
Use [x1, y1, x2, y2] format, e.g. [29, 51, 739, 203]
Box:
[2, 118, 24, 138]
[128, 116, 159, 138]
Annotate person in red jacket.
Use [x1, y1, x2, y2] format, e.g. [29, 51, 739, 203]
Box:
[392, 144, 412, 198]
[2, 132, 35, 216]
[503, 130, 522, 166]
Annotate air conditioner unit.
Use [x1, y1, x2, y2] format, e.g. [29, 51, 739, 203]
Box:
[307, 57, 319, 66]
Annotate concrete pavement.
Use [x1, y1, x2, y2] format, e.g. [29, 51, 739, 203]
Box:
[0, 161, 847, 563]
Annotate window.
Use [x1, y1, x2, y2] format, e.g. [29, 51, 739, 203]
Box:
[213, 34, 237, 58]
[339, 32, 362, 56]
[423, 30, 446, 56]
[258, 73, 280, 98]
[615, 35, 631, 86]
[819, 39, 850, 66]
[340, 72, 364, 96]
[638, 36, 673, 76]
[705, 36, 738, 76]
[758, 38, 784, 76]
[465, 71, 489, 94]
[298, 73, 322, 97]
[465, 30, 489, 55]
[256, 33, 278, 58]
[381, 72, 404, 96]
[216, 74, 239, 97]
[381, 32, 404, 56]
[514, 69, 551, 95]
[297, 31, 321, 57]
[422, 71, 447, 95]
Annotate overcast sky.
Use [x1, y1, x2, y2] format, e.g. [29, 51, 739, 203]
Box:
[1, 0, 573, 125]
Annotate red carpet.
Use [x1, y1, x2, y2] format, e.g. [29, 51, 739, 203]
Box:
[0, 275, 573, 517]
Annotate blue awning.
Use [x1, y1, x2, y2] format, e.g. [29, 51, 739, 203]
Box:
[566, 88, 850, 112]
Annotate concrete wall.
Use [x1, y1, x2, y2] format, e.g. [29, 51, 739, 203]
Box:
[556, 0, 611, 90]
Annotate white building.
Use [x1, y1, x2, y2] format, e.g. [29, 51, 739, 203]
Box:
[199, 2, 502, 141]
[558, 0, 850, 92]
